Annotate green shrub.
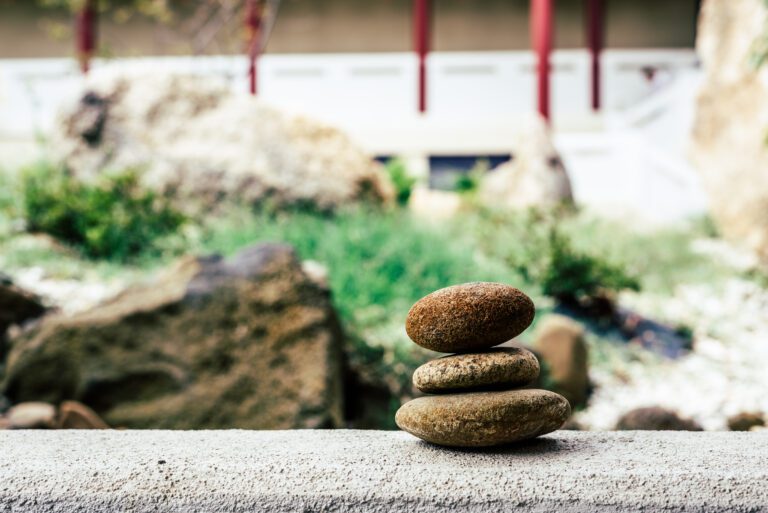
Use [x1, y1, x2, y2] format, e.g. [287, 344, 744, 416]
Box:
[538, 226, 641, 304]
[21, 163, 185, 261]
[474, 209, 640, 305]
[384, 158, 417, 206]
[453, 159, 489, 194]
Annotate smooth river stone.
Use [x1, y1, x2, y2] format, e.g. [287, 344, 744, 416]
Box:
[412, 347, 540, 393]
[395, 389, 570, 447]
[405, 282, 535, 353]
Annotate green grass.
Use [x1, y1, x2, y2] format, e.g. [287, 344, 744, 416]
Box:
[198, 207, 526, 339]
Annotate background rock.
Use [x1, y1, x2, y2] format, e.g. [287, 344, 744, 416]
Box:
[0, 280, 46, 335]
[0, 395, 10, 414]
[534, 315, 589, 408]
[7, 402, 56, 429]
[57, 401, 109, 429]
[0, 280, 46, 366]
[727, 412, 765, 431]
[615, 406, 703, 431]
[51, 73, 394, 212]
[479, 116, 573, 210]
[2, 243, 345, 429]
[691, 0, 768, 259]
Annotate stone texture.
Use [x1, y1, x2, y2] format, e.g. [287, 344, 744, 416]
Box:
[479, 116, 573, 210]
[534, 315, 590, 407]
[405, 283, 535, 353]
[395, 389, 570, 447]
[58, 401, 109, 429]
[690, 0, 768, 259]
[2, 243, 345, 429]
[412, 347, 539, 393]
[615, 407, 703, 431]
[51, 73, 394, 213]
[7, 402, 56, 429]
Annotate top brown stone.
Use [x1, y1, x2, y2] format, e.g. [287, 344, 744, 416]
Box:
[405, 282, 535, 353]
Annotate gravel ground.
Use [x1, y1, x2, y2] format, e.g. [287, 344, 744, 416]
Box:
[577, 277, 768, 430]
[11, 266, 125, 315]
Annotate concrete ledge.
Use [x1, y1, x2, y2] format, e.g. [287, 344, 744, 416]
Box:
[1, 430, 767, 512]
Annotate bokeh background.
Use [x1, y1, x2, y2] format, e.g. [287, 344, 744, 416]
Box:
[0, 0, 766, 434]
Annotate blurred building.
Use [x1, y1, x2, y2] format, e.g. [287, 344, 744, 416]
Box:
[0, 0, 700, 126]
[0, 0, 707, 223]
[0, 1, 698, 57]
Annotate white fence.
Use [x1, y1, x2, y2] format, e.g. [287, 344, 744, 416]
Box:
[0, 49, 698, 145]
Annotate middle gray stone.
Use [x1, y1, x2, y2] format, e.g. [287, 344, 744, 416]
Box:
[412, 347, 540, 393]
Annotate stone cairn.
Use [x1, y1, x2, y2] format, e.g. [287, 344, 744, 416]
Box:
[395, 282, 570, 447]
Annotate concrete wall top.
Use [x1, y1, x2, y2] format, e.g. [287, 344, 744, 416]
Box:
[1, 430, 766, 512]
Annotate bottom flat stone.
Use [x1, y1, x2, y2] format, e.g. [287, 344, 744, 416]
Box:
[395, 389, 570, 447]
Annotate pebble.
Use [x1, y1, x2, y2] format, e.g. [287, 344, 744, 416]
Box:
[7, 402, 56, 429]
[412, 347, 539, 393]
[395, 389, 570, 447]
[405, 282, 535, 353]
[58, 401, 109, 429]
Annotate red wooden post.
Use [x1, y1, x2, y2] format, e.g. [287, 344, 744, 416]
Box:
[413, 0, 431, 113]
[530, 0, 553, 121]
[75, 0, 98, 74]
[245, 0, 263, 95]
[586, 0, 604, 111]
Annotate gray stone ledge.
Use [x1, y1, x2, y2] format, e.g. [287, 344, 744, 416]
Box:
[1, 430, 767, 513]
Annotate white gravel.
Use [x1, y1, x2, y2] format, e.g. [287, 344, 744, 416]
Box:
[577, 277, 768, 430]
[11, 266, 125, 315]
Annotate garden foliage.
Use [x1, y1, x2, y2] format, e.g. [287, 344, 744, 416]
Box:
[21, 163, 184, 261]
[384, 158, 417, 206]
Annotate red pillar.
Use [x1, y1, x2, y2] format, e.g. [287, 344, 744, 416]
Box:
[530, 0, 553, 121]
[245, 0, 263, 95]
[75, 0, 97, 74]
[413, 0, 431, 113]
[586, 0, 604, 111]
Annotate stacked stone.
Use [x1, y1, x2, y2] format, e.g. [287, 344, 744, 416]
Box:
[395, 282, 570, 447]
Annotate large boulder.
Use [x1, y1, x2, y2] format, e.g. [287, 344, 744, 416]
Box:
[51, 73, 394, 212]
[2, 243, 345, 429]
[479, 116, 573, 210]
[691, 0, 768, 259]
